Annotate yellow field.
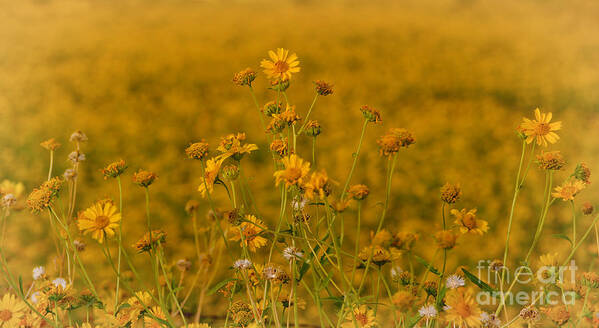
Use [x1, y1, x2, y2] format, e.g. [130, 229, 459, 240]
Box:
[1, 0, 599, 327]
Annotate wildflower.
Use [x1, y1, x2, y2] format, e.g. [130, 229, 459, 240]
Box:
[143, 306, 167, 328]
[552, 179, 585, 201]
[133, 230, 167, 253]
[446, 274, 466, 289]
[423, 281, 438, 297]
[537, 151, 565, 170]
[572, 163, 591, 184]
[360, 105, 382, 123]
[233, 259, 252, 270]
[341, 305, 377, 328]
[263, 264, 290, 284]
[217, 133, 258, 160]
[132, 170, 157, 187]
[273, 154, 311, 188]
[440, 183, 461, 204]
[270, 78, 290, 91]
[519, 305, 540, 321]
[270, 138, 289, 157]
[68, 150, 86, 164]
[229, 215, 268, 252]
[0, 294, 26, 327]
[359, 245, 392, 266]
[418, 304, 438, 320]
[102, 159, 127, 179]
[480, 311, 501, 327]
[176, 259, 192, 272]
[185, 142, 210, 161]
[451, 208, 489, 235]
[232, 68, 256, 86]
[313, 80, 333, 96]
[291, 196, 308, 211]
[282, 246, 304, 261]
[260, 48, 300, 81]
[542, 306, 570, 326]
[40, 138, 61, 151]
[266, 115, 287, 134]
[228, 301, 254, 327]
[444, 288, 482, 327]
[489, 260, 504, 272]
[77, 200, 121, 243]
[304, 120, 321, 137]
[392, 290, 415, 312]
[263, 101, 283, 117]
[348, 184, 369, 201]
[372, 229, 393, 247]
[32, 266, 45, 280]
[221, 164, 240, 181]
[63, 168, 77, 180]
[582, 202, 594, 215]
[197, 156, 227, 197]
[69, 130, 88, 143]
[185, 200, 200, 215]
[331, 198, 351, 213]
[304, 170, 329, 200]
[390, 266, 403, 280]
[519, 108, 561, 146]
[582, 272, 599, 288]
[377, 128, 415, 156]
[435, 230, 458, 249]
[1, 194, 16, 208]
[392, 232, 419, 251]
[278, 105, 301, 126]
[26, 177, 63, 213]
[52, 278, 67, 289]
[73, 239, 86, 251]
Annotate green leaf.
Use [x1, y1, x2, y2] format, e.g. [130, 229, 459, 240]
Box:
[551, 234, 573, 246]
[461, 268, 496, 293]
[414, 255, 440, 275]
[207, 278, 238, 296]
[298, 261, 311, 281]
[407, 314, 422, 327]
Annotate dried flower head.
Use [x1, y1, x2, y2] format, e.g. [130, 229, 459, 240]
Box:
[440, 183, 461, 204]
[360, 105, 382, 123]
[133, 230, 167, 253]
[185, 200, 200, 215]
[541, 306, 570, 326]
[519, 108, 561, 147]
[260, 48, 300, 81]
[102, 159, 127, 179]
[233, 259, 252, 270]
[132, 170, 157, 187]
[282, 246, 304, 262]
[537, 151, 565, 170]
[278, 106, 301, 126]
[348, 184, 370, 201]
[392, 232, 419, 251]
[263, 101, 283, 117]
[572, 162, 591, 184]
[582, 272, 599, 288]
[313, 80, 333, 96]
[68, 150, 86, 164]
[266, 115, 287, 134]
[270, 138, 289, 157]
[519, 305, 540, 321]
[40, 138, 61, 151]
[228, 301, 254, 326]
[480, 312, 501, 327]
[435, 230, 458, 249]
[73, 239, 86, 252]
[270, 78, 290, 91]
[304, 120, 321, 137]
[176, 259, 192, 272]
[69, 130, 88, 143]
[377, 128, 415, 156]
[26, 177, 63, 213]
[63, 168, 77, 180]
[582, 202, 594, 215]
[232, 68, 256, 86]
[1, 194, 16, 209]
[221, 164, 240, 181]
[185, 142, 209, 161]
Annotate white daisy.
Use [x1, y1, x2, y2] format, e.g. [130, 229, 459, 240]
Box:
[32, 266, 45, 280]
[282, 246, 304, 261]
[390, 266, 403, 279]
[233, 259, 252, 270]
[481, 311, 502, 327]
[418, 304, 438, 319]
[52, 278, 67, 289]
[445, 274, 465, 289]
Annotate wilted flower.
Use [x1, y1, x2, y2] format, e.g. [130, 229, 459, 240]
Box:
[313, 80, 333, 96]
[133, 230, 167, 253]
[176, 259, 192, 272]
[347, 184, 369, 201]
[360, 105, 382, 123]
[40, 138, 61, 151]
[572, 163, 591, 184]
[377, 128, 415, 156]
[270, 138, 289, 157]
[63, 168, 77, 180]
[582, 202, 594, 215]
[69, 130, 88, 143]
[542, 306, 570, 326]
[303, 120, 321, 137]
[185, 142, 209, 160]
[440, 183, 461, 204]
[68, 150, 86, 164]
[233, 259, 252, 270]
[582, 272, 599, 288]
[278, 106, 301, 126]
[132, 170, 157, 187]
[537, 151, 565, 170]
[232, 68, 256, 86]
[304, 170, 329, 200]
[263, 101, 283, 117]
[435, 230, 458, 249]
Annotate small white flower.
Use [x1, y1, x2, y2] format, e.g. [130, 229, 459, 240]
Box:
[263, 266, 278, 280]
[52, 278, 67, 289]
[68, 151, 86, 164]
[418, 304, 438, 319]
[233, 259, 252, 270]
[31, 291, 40, 304]
[481, 311, 502, 327]
[390, 266, 403, 279]
[291, 196, 307, 211]
[442, 304, 452, 311]
[445, 274, 465, 289]
[32, 266, 45, 280]
[1, 194, 16, 208]
[282, 246, 304, 261]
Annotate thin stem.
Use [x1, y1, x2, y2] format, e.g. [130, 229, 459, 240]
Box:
[341, 119, 369, 200]
[115, 176, 123, 311]
[296, 93, 319, 135]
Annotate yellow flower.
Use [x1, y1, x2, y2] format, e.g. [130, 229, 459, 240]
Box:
[217, 133, 258, 160]
[341, 305, 377, 328]
[451, 208, 489, 235]
[143, 306, 167, 328]
[229, 215, 268, 252]
[444, 288, 482, 327]
[132, 170, 158, 187]
[197, 155, 228, 197]
[304, 170, 329, 200]
[347, 184, 370, 201]
[260, 48, 300, 81]
[77, 200, 121, 243]
[133, 229, 167, 253]
[0, 294, 26, 327]
[376, 128, 415, 156]
[118, 291, 153, 324]
[102, 159, 127, 179]
[519, 108, 562, 147]
[0, 180, 24, 199]
[273, 154, 311, 188]
[552, 179, 585, 201]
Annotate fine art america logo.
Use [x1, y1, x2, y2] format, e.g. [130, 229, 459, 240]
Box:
[474, 259, 578, 306]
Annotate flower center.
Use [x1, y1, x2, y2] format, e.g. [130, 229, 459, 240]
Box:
[0, 310, 12, 322]
[355, 312, 368, 325]
[273, 60, 290, 73]
[461, 214, 477, 229]
[456, 302, 472, 318]
[286, 168, 303, 183]
[95, 215, 110, 229]
[534, 122, 551, 135]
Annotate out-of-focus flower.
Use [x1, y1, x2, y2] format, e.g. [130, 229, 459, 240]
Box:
[537, 151, 565, 170]
[274, 154, 311, 188]
[451, 208, 489, 235]
[40, 138, 61, 151]
[102, 159, 127, 179]
[232, 68, 256, 87]
[377, 128, 415, 156]
[440, 183, 461, 204]
[229, 215, 268, 252]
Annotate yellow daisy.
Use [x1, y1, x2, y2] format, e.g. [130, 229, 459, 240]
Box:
[552, 179, 585, 201]
[77, 200, 121, 243]
[451, 208, 489, 235]
[197, 155, 228, 197]
[229, 215, 268, 252]
[519, 108, 562, 147]
[304, 170, 329, 200]
[143, 306, 167, 328]
[341, 305, 377, 328]
[273, 154, 311, 188]
[0, 294, 26, 327]
[260, 48, 300, 81]
[444, 288, 482, 327]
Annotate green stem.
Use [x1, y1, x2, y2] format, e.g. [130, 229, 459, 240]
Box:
[115, 176, 123, 311]
[296, 93, 319, 135]
[341, 119, 369, 200]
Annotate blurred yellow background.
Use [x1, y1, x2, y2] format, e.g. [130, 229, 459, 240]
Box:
[2, 0, 599, 319]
